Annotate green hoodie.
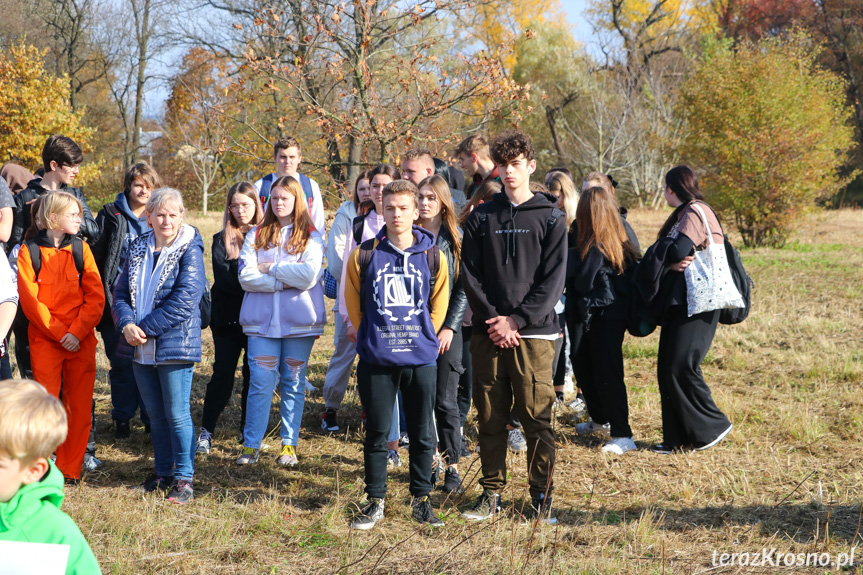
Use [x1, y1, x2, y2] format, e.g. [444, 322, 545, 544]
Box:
[0, 461, 101, 574]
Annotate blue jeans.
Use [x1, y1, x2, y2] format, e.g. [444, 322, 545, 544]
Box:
[243, 335, 316, 449]
[101, 324, 149, 424]
[133, 362, 195, 481]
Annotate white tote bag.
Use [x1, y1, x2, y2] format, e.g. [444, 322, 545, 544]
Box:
[684, 204, 745, 317]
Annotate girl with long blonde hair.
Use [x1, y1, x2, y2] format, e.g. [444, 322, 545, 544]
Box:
[416, 174, 467, 492]
[236, 176, 326, 467]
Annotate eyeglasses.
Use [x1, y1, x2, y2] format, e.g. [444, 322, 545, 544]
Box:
[230, 203, 254, 212]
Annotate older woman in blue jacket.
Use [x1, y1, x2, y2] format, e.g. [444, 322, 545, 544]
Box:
[112, 187, 206, 504]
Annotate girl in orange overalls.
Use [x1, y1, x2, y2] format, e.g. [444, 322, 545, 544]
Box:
[17, 191, 105, 481]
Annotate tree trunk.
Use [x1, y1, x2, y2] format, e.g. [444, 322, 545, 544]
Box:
[545, 105, 566, 167]
[202, 177, 209, 215]
[327, 136, 344, 187]
[131, 0, 151, 164]
[345, 136, 364, 197]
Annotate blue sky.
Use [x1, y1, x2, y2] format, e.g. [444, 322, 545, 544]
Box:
[559, 0, 591, 43]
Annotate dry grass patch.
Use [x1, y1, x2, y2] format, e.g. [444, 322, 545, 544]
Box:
[19, 208, 863, 573]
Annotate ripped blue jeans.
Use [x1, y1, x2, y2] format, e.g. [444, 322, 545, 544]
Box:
[242, 335, 316, 449]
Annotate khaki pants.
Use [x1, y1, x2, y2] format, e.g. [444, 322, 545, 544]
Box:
[471, 335, 556, 498]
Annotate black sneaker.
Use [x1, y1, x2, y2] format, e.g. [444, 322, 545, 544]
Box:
[321, 408, 340, 433]
[114, 419, 131, 439]
[351, 498, 385, 530]
[441, 467, 464, 494]
[525, 494, 557, 525]
[459, 438, 471, 459]
[167, 479, 194, 504]
[430, 458, 442, 488]
[138, 474, 173, 493]
[412, 496, 444, 527]
[461, 490, 501, 521]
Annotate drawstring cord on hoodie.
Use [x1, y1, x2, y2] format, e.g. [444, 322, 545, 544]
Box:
[505, 203, 519, 265]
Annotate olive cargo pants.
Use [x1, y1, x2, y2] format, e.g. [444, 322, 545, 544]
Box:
[471, 335, 556, 499]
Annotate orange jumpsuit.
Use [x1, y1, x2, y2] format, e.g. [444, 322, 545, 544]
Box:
[17, 239, 105, 480]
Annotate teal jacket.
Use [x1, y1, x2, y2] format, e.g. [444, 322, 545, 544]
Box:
[0, 461, 101, 574]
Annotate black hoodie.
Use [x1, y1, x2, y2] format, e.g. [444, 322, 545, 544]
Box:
[461, 190, 567, 337]
[10, 178, 99, 249]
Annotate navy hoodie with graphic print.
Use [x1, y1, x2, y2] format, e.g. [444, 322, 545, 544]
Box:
[345, 226, 449, 368]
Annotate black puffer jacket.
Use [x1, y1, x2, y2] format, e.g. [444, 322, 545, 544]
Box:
[11, 179, 99, 247]
[210, 230, 246, 329]
[566, 208, 640, 323]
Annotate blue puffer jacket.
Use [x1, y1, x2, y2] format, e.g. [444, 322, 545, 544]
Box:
[111, 225, 206, 363]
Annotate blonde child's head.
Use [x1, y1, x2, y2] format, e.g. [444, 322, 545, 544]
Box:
[35, 191, 83, 231]
[0, 379, 67, 501]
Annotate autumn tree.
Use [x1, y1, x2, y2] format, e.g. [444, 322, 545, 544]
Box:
[572, 0, 697, 206]
[165, 48, 252, 213]
[220, 0, 527, 186]
[512, 20, 587, 170]
[0, 43, 94, 176]
[711, 0, 817, 41]
[678, 34, 856, 247]
[467, 0, 560, 73]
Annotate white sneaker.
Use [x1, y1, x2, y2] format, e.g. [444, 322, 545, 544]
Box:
[576, 420, 610, 436]
[83, 454, 102, 471]
[601, 436, 637, 454]
[507, 428, 527, 453]
[567, 397, 588, 419]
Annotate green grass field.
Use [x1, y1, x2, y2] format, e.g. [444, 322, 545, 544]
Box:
[40, 208, 863, 574]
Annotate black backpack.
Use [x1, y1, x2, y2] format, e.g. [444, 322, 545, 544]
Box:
[698, 204, 753, 325]
[352, 212, 371, 245]
[355, 238, 440, 313]
[199, 282, 212, 330]
[26, 238, 84, 286]
[475, 207, 564, 238]
[718, 236, 752, 325]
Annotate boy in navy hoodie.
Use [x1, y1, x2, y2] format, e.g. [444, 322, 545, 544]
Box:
[344, 180, 449, 530]
[91, 163, 160, 438]
[460, 130, 567, 525]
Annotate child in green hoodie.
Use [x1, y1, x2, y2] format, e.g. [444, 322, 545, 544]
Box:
[0, 379, 101, 574]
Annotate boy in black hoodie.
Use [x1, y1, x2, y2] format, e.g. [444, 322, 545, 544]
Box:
[10, 136, 99, 248]
[9, 135, 99, 383]
[460, 130, 567, 524]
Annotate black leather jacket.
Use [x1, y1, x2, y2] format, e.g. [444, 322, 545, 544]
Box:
[437, 226, 468, 332]
[11, 178, 100, 248]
